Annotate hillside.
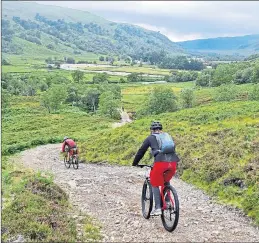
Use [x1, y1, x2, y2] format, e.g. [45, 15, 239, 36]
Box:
[80, 101, 259, 225]
[2, 1, 184, 58]
[178, 34, 259, 55]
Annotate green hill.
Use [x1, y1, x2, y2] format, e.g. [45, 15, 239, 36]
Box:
[178, 35, 259, 55]
[2, 1, 184, 59]
[80, 101, 259, 224]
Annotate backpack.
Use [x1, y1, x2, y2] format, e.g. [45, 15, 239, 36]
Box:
[153, 132, 175, 154]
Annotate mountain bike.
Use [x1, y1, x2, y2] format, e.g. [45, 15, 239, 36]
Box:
[138, 164, 179, 232]
[64, 148, 79, 169]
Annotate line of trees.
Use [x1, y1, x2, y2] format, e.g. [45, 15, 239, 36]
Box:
[2, 72, 122, 119]
[196, 62, 259, 87]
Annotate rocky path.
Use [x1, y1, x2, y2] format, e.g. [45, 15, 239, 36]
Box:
[20, 144, 259, 242]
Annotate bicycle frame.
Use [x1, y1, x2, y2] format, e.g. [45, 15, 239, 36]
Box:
[138, 164, 179, 232]
[140, 165, 175, 210]
[160, 184, 175, 210]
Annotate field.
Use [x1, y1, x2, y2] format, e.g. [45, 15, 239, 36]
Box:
[2, 96, 114, 155]
[81, 65, 172, 75]
[121, 82, 257, 111]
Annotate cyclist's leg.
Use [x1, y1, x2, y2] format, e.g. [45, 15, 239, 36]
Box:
[68, 149, 73, 161]
[164, 162, 177, 202]
[150, 162, 164, 212]
[152, 186, 161, 209]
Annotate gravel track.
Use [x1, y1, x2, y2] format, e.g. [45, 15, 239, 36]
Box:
[19, 144, 259, 242]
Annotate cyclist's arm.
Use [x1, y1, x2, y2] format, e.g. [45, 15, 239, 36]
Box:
[61, 141, 66, 152]
[132, 138, 150, 166]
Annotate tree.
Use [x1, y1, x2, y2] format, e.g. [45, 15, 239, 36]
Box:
[99, 56, 104, 61]
[211, 64, 235, 87]
[67, 85, 79, 105]
[196, 73, 211, 87]
[40, 84, 67, 113]
[80, 88, 101, 112]
[119, 77, 126, 83]
[140, 87, 178, 116]
[98, 91, 121, 119]
[107, 84, 121, 100]
[47, 44, 54, 50]
[233, 67, 253, 84]
[252, 64, 259, 83]
[45, 57, 52, 64]
[2, 59, 11, 65]
[71, 70, 84, 83]
[66, 57, 75, 64]
[180, 88, 195, 108]
[127, 73, 140, 82]
[93, 73, 109, 83]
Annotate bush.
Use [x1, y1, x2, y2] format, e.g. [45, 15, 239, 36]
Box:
[180, 88, 195, 108]
[214, 84, 238, 102]
[196, 73, 211, 87]
[248, 84, 259, 101]
[98, 91, 121, 119]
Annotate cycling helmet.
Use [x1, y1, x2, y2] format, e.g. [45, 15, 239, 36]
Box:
[63, 136, 69, 141]
[150, 121, 163, 130]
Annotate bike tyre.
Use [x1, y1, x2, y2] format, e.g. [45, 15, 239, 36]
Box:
[141, 179, 153, 219]
[161, 185, 179, 232]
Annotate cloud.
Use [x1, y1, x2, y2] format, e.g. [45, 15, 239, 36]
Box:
[34, 1, 259, 41]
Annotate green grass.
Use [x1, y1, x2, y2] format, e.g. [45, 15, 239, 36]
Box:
[2, 156, 102, 242]
[2, 96, 114, 155]
[121, 82, 257, 111]
[80, 100, 259, 225]
[2, 96, 109, 242]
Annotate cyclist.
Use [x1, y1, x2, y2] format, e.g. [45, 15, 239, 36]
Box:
[62, 136, 78, 161]
[132, 121, 179, 216]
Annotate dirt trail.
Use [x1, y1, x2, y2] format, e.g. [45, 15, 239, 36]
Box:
[112, 110, 132, 128]
[20, 144, 259, 242]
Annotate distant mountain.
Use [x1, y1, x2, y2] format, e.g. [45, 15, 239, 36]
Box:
[2, 1, 184, 58]
[178, 35, 259, 55]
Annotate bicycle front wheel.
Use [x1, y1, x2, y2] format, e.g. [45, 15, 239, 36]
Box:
[161, 185, 179, 232]
[141, 179, 153, 219]
[72, 156, 79, 169]
[64, 156, 71, 169]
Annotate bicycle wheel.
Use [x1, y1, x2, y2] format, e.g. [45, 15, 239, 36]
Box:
[64, 156, 71, 169]
[141, 179, 153, 219]
[72, 156, 79, 169]
[161, 185, 179, 232]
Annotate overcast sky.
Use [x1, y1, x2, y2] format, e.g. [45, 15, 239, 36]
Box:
[33, 1, 259, 42]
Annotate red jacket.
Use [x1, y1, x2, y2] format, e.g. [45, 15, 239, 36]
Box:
[62, 139, 76, 152]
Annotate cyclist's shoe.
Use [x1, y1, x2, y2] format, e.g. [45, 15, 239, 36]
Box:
[150, 208, 162, 216]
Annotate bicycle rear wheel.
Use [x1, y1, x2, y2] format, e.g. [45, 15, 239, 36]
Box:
[72, 156, 79, 169]
[64, 156, 71, 169]
[141, 179, 153, 219]
[161, 185, 179, 232]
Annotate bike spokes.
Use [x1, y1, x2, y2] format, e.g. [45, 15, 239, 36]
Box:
[161, 186, 179, 232]
[141, 180, 153, 219]
[72, 156, 79, 169]
[64, 156, 71, 169]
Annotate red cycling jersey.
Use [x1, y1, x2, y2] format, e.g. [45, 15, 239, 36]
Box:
[62, 139, 77, 152]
